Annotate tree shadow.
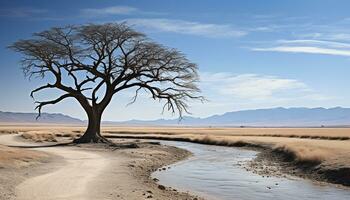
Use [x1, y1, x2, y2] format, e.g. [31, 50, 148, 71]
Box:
[7, 142, 74, 149]
[7, 141, 139, 150]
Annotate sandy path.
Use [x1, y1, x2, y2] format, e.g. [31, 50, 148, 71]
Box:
[0, 135, 110, 200]
[0, 134, 201, 200]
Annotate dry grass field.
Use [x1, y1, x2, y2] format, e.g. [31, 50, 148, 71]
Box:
[0, 144, 49, 169]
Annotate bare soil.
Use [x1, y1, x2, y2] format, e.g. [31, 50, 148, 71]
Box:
[0, 134, 203, 200]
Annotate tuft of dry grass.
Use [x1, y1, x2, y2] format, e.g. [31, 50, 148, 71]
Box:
[20, 131, 81, 142]
[272, 143, 329, 164]
[21, 132, 58, 142]
[0, 130, 19, 135]
[0, 145, 49, 168]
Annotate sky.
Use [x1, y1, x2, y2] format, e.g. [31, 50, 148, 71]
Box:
[0, 0, 350, 121]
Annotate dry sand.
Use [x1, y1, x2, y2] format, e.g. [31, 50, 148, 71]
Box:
[0, 134, 202, 200]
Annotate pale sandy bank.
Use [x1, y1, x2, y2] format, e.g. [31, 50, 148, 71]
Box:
[0, 134, 202, 200]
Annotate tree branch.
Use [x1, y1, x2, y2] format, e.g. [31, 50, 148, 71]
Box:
[34, 93, 72, 119]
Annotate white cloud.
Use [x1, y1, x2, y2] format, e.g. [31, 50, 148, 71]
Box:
[300, 32, 350, 42]
[327, 33, 350, 41]
[201, 73, 315, 100]
[125, 18, 247, 38]
[278, 39, 350, 48]
[180, 72, 332, 118]
[253, 46, 350, 57]
[251, 39, 350, 57]
[81, 6, 138, 17]
[0, 7, 48, 18]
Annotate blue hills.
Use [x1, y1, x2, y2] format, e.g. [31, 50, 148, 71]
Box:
[1, 107, 350, 127]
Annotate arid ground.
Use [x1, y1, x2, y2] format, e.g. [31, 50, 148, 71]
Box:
[0, 125, 203, 200]
[0, 124, 349, 199]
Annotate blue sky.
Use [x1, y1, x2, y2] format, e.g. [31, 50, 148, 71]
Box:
[0, 0, 350, 121]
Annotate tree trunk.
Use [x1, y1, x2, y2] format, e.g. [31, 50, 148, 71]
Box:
[73, 109, 106, 143]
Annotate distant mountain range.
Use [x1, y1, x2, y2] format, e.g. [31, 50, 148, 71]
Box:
[114, 107, 350, 127]
[0, 111, 83, 124]
[1, 107, 350, 127]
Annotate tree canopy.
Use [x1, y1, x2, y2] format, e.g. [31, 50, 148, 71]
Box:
[10, 23, 203, 143]
[11, 23, 202, 117]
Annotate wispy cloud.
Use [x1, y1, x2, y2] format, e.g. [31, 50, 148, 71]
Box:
[244, 16, 350, 54]
[0, 7, 48, 18]
[80, 6, 166, 18]
[296, 20, 350, 42]
[251, 39, 350, 57]
[278, 39, 350, 48]
[253, 46, 350, 57]
[80, 6, 138, 17]
[302, 32, 350, 41]
[200, 72, 327, 101]
[125, 18, 247, 38]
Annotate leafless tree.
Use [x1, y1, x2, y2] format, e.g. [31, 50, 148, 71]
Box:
[10, 23, 203, 143]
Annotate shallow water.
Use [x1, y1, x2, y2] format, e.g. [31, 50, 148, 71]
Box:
[153, 141, 350, 200]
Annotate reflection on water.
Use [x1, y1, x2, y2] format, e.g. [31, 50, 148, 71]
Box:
[153, 141, 350, 200]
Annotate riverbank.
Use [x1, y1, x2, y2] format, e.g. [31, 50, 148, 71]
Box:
[247, 148, 350, 187]
[104, 133, 350, 187]
[1, 126, 349, 195]
[0, 134, 202, 200]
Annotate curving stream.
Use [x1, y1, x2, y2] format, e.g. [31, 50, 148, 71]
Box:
[152, 141, 350, 200]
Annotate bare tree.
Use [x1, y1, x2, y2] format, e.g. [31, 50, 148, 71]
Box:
[10, 23, 203, 143]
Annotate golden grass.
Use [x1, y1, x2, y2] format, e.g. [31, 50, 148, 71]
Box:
[1, 125, 350, 138]
[101, 127, 350, 141]
[0, 145, 49, 168]
[21, 132, 58, 142]
[272, 143, 329, 164]
[20, 131, 81, 142]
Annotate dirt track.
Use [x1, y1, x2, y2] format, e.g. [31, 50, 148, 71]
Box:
[0, 134, 200, 200]
[0, 135, 110, 200]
